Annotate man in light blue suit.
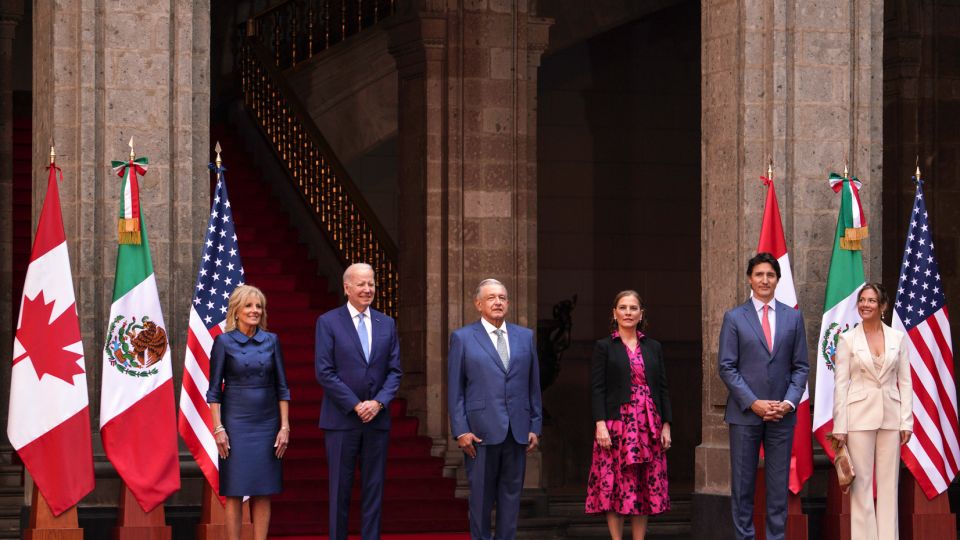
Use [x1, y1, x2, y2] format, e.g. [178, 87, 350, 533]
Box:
[315, 263, 403, 540]
[448, 278, 543, 540]
[718, 253, 809, 540]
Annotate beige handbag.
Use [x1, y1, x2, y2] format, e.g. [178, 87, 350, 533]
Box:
[828, 434, 855, 493]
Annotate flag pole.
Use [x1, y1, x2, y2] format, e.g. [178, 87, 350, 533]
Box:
[20, 147, 86, 540]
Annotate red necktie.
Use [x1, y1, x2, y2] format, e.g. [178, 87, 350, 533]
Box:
[762, 304, 773, 350]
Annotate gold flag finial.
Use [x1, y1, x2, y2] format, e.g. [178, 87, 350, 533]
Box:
[50, 145, 56, 164]
[915, 155, 921, 180]
[215, 141, 223, 168]
[767, 159, 773, 180]
[128, 137, 135, 161]
[843, 162, 849, 179]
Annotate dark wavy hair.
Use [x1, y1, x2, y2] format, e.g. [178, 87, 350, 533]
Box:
[746, 252, 781, 278]
[609, 290, 649, 333]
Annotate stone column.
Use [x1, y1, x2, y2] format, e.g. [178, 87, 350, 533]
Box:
[32, 0, 210, 501]
[695, 1, 883, 536]
[0, 0, 23, 437]
[388, 2, 551, 488]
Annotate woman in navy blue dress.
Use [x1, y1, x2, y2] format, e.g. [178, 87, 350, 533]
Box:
[207, 285, 291, 540]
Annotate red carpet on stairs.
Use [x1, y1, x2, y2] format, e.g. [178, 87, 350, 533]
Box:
[214, 125, 468, 536]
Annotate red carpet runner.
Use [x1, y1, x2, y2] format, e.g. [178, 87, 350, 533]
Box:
[217, 126, 468, 536]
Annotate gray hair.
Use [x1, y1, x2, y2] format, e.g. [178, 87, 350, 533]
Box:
[343, 262, 375, 284]
[474, 278, 508, 300]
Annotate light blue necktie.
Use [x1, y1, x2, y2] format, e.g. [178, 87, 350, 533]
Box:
[357, 312, 370, 362]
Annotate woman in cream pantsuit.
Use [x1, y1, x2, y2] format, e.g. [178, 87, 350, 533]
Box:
[832, 283, 913, 540]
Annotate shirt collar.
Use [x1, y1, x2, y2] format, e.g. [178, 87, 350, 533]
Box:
[751, 296, 776, 313]
[346, 302, 368, 320]
[229, 328, 266, 344]
[480, 317, 506, 335]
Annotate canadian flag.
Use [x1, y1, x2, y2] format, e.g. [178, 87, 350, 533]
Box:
[757, 175, 813, 494]
[7, 161, 95, 515]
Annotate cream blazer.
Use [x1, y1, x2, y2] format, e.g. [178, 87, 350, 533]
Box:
[832, 324, 914, 433]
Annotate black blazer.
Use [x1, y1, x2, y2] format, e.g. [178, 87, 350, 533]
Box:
[590, 335, 672, 424]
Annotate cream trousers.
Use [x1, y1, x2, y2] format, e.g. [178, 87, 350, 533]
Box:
[847, 429, 901, 540]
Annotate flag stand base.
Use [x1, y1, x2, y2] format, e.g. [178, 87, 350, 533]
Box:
[751, 467, 808, 539]
[23, 489, 83, 540]
[822, 469, 851, 540]
[196, 483, 254, 540]
[899, 473, 956, 540]
[112, 486, 171, 540]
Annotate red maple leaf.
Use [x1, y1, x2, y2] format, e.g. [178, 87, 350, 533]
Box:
[13, 291, 85, 385]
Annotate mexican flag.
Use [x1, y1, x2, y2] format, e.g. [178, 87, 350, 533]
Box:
[757, 174, 812, 493]
[812, 173, 868, 459]
[100, 156, 180, 511]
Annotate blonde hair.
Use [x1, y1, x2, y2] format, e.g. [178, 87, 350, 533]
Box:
[225, 285, 268, 332]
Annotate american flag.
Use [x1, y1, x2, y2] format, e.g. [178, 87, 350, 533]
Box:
[893, 177, 958, 499]
[177, 162, 245, 496]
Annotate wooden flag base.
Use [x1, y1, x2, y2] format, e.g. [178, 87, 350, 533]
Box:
[24, 488, 83, 540]
[822, 469, 852, 540]
[898, 473, 956, 540]
[196, 483, 254, 540]
[112, 486, 171, 540]
[751, 467, 808, 539]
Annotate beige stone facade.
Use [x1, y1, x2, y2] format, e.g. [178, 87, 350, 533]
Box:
[28, 1, 211, 427]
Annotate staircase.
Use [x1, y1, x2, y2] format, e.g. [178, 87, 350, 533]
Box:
[215, 126, 467, 536]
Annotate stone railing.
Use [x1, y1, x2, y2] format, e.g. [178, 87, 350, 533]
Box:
[239, 35, 399, 318]
[245, 0, 396, 70]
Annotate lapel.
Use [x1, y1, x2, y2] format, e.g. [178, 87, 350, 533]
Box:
[472, 321, 507, 373]
[367, 308, 382, 362]
[769, 301, 789, 359]
[877, 324, 900, 380]
[338, 305, 367, 365]
[740, 301, 771, 355]
[506, 323, 521, 373]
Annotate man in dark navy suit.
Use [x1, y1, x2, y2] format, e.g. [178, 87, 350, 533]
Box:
[315, 263, 403, 540]
[448, 278, 543, 540]
[718, 253, 808, 540]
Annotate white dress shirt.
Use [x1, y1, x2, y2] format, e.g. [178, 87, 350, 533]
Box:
[480, 317, 510, 359]
[750, 297, 795, 410]
[346, 302, 372, 354]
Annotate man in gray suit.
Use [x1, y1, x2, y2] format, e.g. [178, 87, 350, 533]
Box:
[448, 278, 543, 540]
[718, 253, 809, 540]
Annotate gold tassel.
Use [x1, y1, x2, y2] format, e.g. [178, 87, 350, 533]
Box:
[844, 226, 869, 241]
[118, 218, 142, 245]
[840, 237, 863, 251]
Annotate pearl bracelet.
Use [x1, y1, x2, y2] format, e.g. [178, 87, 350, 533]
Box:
[213, 425, 226, 435]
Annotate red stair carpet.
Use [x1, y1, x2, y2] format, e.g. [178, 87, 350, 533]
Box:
[215, 125, 468, 536]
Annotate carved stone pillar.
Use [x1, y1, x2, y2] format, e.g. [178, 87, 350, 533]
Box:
[388, 3, 551, 489]
[696, 1, 883, 537]
[31, 0, 210, 504]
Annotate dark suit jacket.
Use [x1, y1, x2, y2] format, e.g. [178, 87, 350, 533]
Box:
[314, 304, 403, 431]
[717, 299, 808, 426]
[590, 334, 672, 424]
[447, 320, 543, 445]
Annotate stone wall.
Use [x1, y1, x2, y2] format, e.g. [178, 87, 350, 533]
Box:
[388, 2, 551, 489]
[30, 0, 210, 470]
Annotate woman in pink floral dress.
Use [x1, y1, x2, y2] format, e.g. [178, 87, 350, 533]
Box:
[586, 290, 672, 540]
